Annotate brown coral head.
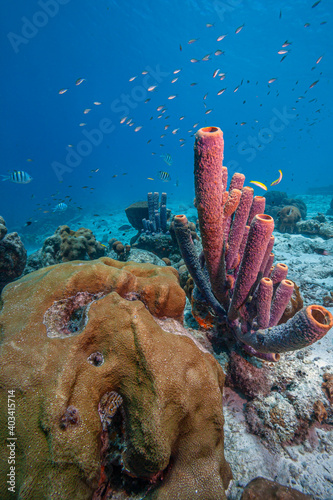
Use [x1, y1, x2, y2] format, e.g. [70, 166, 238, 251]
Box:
[276, 205, 301, 233]
[115, 243, 124, 254]
[60, 405, 80, 429]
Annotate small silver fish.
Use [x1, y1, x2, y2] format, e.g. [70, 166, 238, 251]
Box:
[235, 24, 244, 34]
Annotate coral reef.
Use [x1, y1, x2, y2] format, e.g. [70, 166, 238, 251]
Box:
[276, 205, 302, 233]
[59, 225, 106, 261]
[129, 193, 188, 262]
[108, 238, 131, 261]
[125, 197, 171, 234]
[24, 224, 106, 274]
[131, 232, 179, 260]
[265, 191, 307, 221]
[0, 257, 232, 499]
[174, 127, 333, 361]
[0, 216, 27, 292]
[296, 217, 333, 238]
[241, 477, 313, 499]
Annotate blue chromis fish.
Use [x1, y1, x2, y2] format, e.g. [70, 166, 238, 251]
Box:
[161, 153, 173, 166]
[158, 171, 171, 182]
[53, 202, 68, 212]
[0, 170, 32, 184]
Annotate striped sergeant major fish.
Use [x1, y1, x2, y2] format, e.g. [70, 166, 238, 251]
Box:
[0, 170, 33, 184]
[53, 203, 68, 212]
[160, 153, 173, 166]
[158, 171, 171, 182]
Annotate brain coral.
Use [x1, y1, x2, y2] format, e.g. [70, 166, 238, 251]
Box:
[0, 257, 231, 499]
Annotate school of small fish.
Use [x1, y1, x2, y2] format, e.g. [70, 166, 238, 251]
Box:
[6, 0, 327, 226]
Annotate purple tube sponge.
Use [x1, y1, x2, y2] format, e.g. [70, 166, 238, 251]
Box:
[194, 127, 225, 302]
[263, 252, 275, 277]
[236, 305, 333, 354]
[270, 263, 288, 285]
[256, 277, 273, 329]
[228, 214, 274, 321]
[269, 279, 294, 327]
[147, 192, 155, 226]
[223, 173, 245, 239]
[229, 172, 245, 191]
[154, 212, 161, 232]
[226, 186, 254, 270]
[174, 125, 333, 361]
[247, 195, 266, 225]
[173, 214, 226, 319]
[260, 236, 275, 274]
[242, 344, 280, 363]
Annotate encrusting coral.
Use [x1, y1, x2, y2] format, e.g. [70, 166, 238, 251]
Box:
[0, 257, 232, 499]
[174, 126, 333, 361]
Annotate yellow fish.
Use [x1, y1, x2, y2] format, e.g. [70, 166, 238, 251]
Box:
[270, 170, 283, 186]
[250, 180, 268, 191]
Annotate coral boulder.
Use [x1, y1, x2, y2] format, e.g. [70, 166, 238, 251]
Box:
[0, 257, 231, 499]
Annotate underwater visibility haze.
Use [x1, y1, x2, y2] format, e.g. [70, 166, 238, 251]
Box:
[1, 1, 333, 499]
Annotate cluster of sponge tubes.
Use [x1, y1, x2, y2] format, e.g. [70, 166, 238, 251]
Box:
[174, 126, 333, 362]
[142, 191, 168, 233]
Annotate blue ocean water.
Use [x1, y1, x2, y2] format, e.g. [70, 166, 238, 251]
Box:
[1, 0, 332, 231]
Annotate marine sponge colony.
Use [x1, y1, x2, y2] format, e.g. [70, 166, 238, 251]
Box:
[174, 126, 333, 362]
